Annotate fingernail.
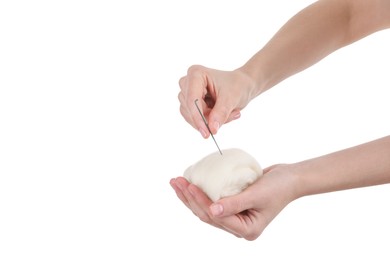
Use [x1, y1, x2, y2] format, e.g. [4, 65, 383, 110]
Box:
[210, 203, 223, 216]
[233, 112, 241, 120]
[199, 128, 207, 138]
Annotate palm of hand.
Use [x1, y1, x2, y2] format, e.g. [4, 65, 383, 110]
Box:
[170, 164, 297, 240]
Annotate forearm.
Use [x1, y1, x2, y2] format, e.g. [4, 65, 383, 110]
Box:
[239, 0, 390, 96]
[293, 136, 390, 198]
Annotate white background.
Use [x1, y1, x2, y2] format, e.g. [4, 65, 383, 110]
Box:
[1, 0, 390, 259]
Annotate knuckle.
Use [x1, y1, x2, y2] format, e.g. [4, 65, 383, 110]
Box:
[219, 105, 231, 116]
[242, 229, 261, 241]
[179, 106, 190, 122]
[197, 212, 211, 224]
[178, 76, 186, 89]
[179, 105, 186, 117]
[178, 92, 184, 103]
[187, 64, 204, 75]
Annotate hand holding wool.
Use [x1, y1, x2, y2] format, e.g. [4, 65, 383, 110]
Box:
[183, 148, 263, 202]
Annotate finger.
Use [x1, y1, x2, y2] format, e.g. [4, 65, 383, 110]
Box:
[173, 178, 243, 236]
[178, 76, 187, 91]
[185, 185, 256, 240]
[186, 184, 227, 230]
[224, 109, 241, 124]
[207, 191, 267, 240]
[208, 95, 235, 134]
[178, 80, 196, 129]
[179, 90, 211, 139]
[209, 190, 254, 218]
[219, 210, 267, 241]
[184, 66, 212, 138]
[170, 178, 190, 209]
[173, 178, 210, 219]
[178, 92, 196, 128]
[208, 189, 267, 240]
[186, 184, 214, 223]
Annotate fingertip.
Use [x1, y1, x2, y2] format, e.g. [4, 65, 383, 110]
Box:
[198, 127, 209, 139]
[232, 111, 241, 120]
[211, 121, 220, 135]
[169, 178, 179, 188]
[209, 109, 227, 135]
[215, 193, 251, 217]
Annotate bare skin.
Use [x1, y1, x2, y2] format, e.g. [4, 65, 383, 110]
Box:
[172, 0, 390, 240]
[171, 136, 390, 240]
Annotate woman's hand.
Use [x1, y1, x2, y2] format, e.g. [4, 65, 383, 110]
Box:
[170, 164, 300, 240]
[178, 65, 257, 138]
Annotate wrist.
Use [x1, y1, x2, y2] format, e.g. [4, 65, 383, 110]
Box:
[236, 54, 277, 99]
[235, 63, 268, 99]
[267, 164, 303, 202]
[288, 162, 308, 199]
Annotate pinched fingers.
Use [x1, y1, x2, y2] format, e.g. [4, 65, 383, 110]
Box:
[178, 66, 215, 138]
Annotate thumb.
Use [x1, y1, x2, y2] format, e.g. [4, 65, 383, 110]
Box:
[208, 98, 233, 134]
[209, 192, 252, 217]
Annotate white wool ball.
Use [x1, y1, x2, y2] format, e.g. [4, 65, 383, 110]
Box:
[184, 148, 263, 202]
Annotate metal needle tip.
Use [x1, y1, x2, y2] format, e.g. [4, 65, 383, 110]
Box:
[194, 99, 223, 155]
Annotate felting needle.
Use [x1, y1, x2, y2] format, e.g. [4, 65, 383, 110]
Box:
[194, 99, 223, 155]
